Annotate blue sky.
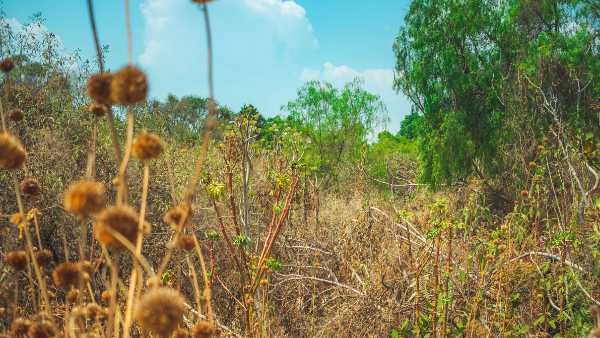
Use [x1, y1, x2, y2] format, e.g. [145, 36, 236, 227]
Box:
[4, 0, 412, 132]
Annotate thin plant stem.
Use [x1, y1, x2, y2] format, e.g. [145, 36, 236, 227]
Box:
[86, 0, 123, 163]
[117, 110, 134, 205]
[192, 234, 213, 322]
[123, 163, 150, 338]
[13, 175, 50, 312]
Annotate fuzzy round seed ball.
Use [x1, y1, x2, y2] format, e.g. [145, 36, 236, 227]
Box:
[0, 133, 26, 170]
[35, 249, 53, 266]
[8, 108, 23, 122]
[94, 205, 141, 249]
[88, 103, 108, 117]
[11, 318, 31, 336]
[135, 287, 186, 337]
[64, 180, 106, 217]
[0, 58, 15, 73]
[110, 65, 147, 105]
[132, 132, 164, 160]
[5, 250, 27, 271]
[87, 72, 113, 105]
[20, 177, 40, 196]
[52, 262, 86, 289]
[27, 320, 56, 338]
[191, 320, 216, 338]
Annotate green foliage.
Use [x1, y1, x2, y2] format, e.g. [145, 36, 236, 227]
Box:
[284, 79, 387, 183]
[265, 257, 282, 271]
[394, 0, 600, 188]
[366, 131, 417, 183]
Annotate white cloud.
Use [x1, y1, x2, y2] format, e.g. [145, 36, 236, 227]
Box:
[300, 62, 412, 130]
[138, 0, 318, 115]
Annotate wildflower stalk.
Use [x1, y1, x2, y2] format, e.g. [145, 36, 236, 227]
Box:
[430, 235, 440, 338]
[251, 176, 299, 294]
[185, 3, 216, 199]
[13, 175, 50, 312]
[192, 233, 214, 322]
[123, 163, 150, 338]
[441, 226, 453, 338]
[86, 0, 123, 163]
[116, 110, 134, 205]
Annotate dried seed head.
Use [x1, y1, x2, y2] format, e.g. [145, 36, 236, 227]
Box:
[52, 262, 86, 289]
[101, 290, 111, 303]
[66, 289, 80, 303]
[10, 212, 23, 225]
[5, 250, 27, 271]
[0, 58, 15, 73]
[85, 303, 108, 319]
[11, 318, 31, 336]
[191, 320, 216, 338]
[94, 205, 143, 249]
[88, 103, 108, 117]
[135, 287, 186, 337]
[64, 180, 106, 217]
[132, 132, 164, 160]
[110, 65, 147, 105]
[35, 249, 53, 266]
[8, 108, 24, 122]
[163, 203, 192, 229]
[87, 72, 113, 105]
[0, 132, 26, 170]
[259, 278, 268, 286]
[178, 235, 195, 251]
[27, 320, 57, 338]
[172, 328, 189, 338]
[20, 177, 40, 196]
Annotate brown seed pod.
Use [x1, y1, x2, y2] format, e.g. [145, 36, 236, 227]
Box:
[85, 303, 108, 319]
[134, 287, 186, 337]
[52, 262, 86, 289]
[110, 65, 147, 105]
[66, 289, 80, 304]
[9, 212, 23, 225]
[178, 235, 195, 251]
[0, 132, 26, 170]
[11, 318, 31, 336]
[5, 250, 27, 271]
[101, 290, 112, 303]
[520, 190, 529, 198]
[88, 103, 108, 117]
[8, 108, 24, 121]
[87, 72, 113, 105]
[94, 205, 142, 249]
[132, 132, 164, 161]
[0, 58, 15, 73]
[35, 249, 53, 266]
[191, 320, 216, 338]
[20, 177, 40, 196]
[172, 328, 190, 338]
[259, 278, 269, 286]
[163, 203, 192, 229]
[27, 320, 56, 338]
[64, 179, 106, 217]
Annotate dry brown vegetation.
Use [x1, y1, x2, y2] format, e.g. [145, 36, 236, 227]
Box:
[2, 1, 600, 338]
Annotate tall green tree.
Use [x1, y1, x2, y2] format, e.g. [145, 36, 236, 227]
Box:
[394, 0, 600, 188]
[284, 79, 386, 183]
